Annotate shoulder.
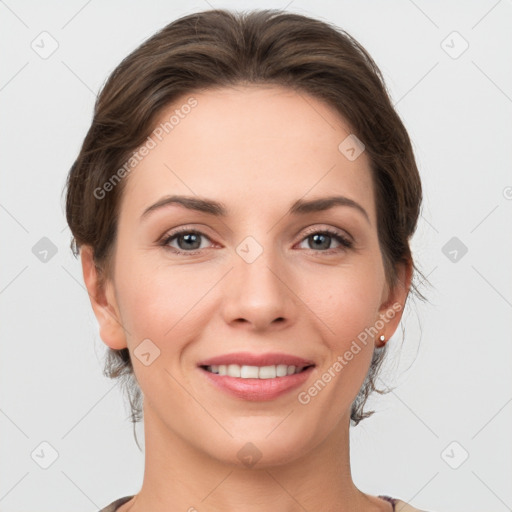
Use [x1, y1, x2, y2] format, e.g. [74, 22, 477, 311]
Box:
[98, 496, 134, 512]
[393, 499, 432, 511]
[378, 495, 432, 512]
[103, 495, 432, 512]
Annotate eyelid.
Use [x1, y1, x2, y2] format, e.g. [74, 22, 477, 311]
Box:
[299, 224, 353, 243]
[158, 224, 214, 242]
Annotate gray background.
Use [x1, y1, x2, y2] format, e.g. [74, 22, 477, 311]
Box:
[1, 1, 511, 511]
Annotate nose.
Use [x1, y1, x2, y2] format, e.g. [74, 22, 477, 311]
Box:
[221, 247, 297, 332]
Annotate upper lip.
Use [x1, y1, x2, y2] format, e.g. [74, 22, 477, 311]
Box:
[198, 352, 315, 368]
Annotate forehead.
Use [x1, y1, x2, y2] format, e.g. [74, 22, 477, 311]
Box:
[121, 85, 375, 222]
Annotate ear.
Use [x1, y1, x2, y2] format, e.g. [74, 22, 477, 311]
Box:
[376, 257, 413, 344]
[80, 245, 127, 350]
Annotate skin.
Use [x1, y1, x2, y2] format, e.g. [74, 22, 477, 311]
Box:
[82, 85, 412, 512]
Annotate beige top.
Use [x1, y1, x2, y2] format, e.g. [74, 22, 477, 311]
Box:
[392, 499, 429, 511]
[99, 495, 430, 511]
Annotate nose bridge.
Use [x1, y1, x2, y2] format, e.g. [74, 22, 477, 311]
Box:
[222, 232, 294, 329]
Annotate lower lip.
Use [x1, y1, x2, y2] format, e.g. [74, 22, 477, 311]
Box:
[199, 366, 315, 401]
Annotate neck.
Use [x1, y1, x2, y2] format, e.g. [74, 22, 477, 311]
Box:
[126, 405, 378, 512]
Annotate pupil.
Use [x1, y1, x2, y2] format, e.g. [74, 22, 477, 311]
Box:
[180, 233, 200, 250]
[311, 233, 330, 250]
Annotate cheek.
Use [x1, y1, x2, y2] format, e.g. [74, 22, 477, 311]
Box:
[114, 268, 204, 404]
[304, 266, 383, 394]
[116, 259, 205, 338]
[305, 263, 384, 342]
[114, 261, 223, 395]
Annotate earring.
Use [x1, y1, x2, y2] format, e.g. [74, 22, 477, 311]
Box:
[378, 335, 386, 347]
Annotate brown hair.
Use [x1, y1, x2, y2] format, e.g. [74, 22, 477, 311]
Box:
[64, 8, 425, 429]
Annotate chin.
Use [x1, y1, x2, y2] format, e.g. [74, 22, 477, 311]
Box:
[202, 418, 321, 470]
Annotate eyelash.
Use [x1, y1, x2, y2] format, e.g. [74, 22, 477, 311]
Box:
[159, 226, 353, 256]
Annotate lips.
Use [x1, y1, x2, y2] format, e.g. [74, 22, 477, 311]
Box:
[197, 352, 315, 368]
[197, 352, 316, 401]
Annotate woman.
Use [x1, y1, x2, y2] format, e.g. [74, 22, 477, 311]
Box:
[65, 8, 429, 511]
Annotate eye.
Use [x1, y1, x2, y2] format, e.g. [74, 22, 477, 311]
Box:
[297, 227, 353, 253]
[159, 226, 353, 256]
[160, 228, 213, 255]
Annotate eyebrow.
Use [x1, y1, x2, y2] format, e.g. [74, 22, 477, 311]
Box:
[140, 194, 370, 224]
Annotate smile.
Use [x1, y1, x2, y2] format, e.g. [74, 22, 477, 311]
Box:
[202, 364, 311, 379]
[197, 353, 316, 401]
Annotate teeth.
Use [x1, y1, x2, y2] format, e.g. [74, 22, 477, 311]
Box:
[227, 364, 240, 377]
[205, 364, 307, 378]
[276, 364, 288, 377]
[258, 365, 276, 379]
[241, 365, 259, 378]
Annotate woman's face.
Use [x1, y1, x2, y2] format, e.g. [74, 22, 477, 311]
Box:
[87, 85, 408, 467]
